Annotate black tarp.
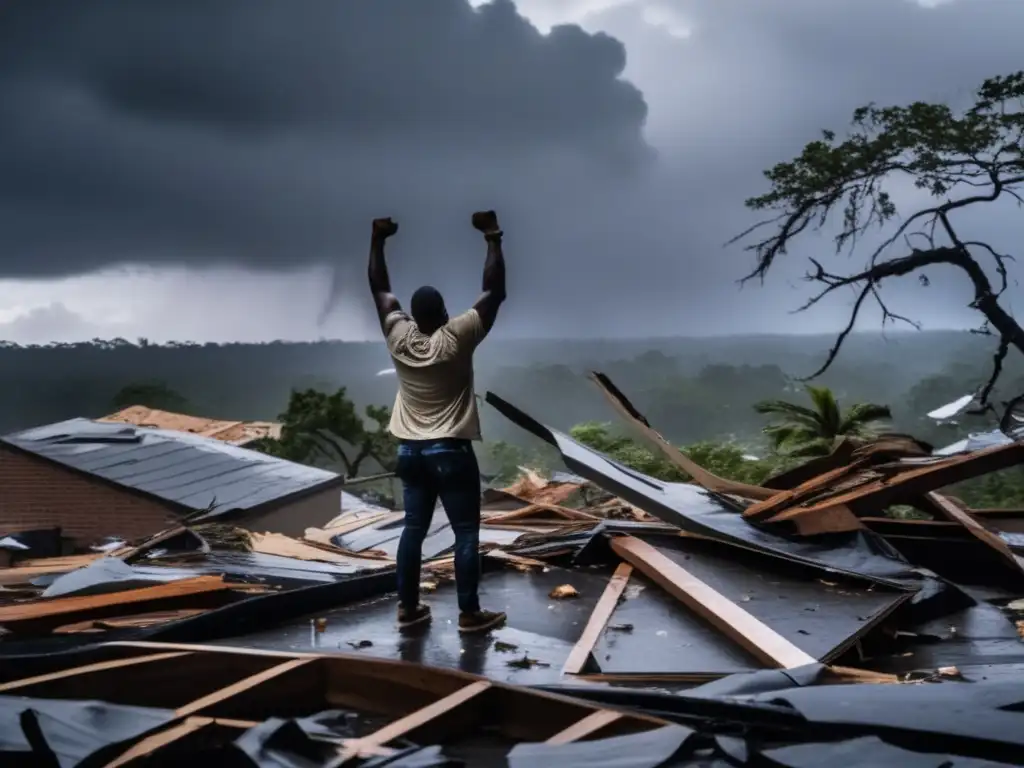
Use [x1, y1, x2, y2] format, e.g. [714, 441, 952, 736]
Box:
[231, 710, 442, 768]
[507, 724, 695, 768]
[0, 696, 176, 767]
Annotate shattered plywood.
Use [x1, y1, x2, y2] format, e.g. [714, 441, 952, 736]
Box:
[99, 406, 282, 445]
[748, 443, 1024, 523]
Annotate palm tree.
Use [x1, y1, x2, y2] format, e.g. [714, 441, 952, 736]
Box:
[753, 385, 891, 458]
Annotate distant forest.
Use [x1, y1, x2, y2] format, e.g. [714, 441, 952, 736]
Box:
[0, 331, 1009, 459]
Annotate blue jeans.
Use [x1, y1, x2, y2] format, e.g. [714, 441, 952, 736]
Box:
[395, 438, 481, 614]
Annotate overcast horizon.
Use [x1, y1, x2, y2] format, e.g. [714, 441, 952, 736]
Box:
[0, 0, 1020, 345]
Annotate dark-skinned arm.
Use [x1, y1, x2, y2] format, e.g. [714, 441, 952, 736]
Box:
[368, 218, 401, 328]
[471, 212, 506, 333]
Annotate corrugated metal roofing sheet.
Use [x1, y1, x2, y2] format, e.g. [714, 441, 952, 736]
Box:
[2, 418, 341, 514]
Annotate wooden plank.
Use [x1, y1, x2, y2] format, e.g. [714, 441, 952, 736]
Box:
[546, 710, 623, 744]
[0, 554, 104, 585]
[610, 536, 816, 669]
[759, 444, 1024, 523]
[562, 562, 633, 675]
[102, 717, 213, 768]
[0, 575, 237, 635]
[339, 680, 492, 760]
[927, 492, 1024, 575]
[175, 658, 315, 717]
[0, 652, 192, 692]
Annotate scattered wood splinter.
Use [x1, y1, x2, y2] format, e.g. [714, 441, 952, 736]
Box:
[549, 584, 580, 599]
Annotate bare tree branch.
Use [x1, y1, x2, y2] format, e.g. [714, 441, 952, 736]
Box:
[729, 71, 1024, 394]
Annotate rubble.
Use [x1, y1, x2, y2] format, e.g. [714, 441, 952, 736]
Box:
[6, 371, 1024, 762]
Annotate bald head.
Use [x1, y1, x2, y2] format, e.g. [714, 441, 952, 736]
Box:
[410, 285, 448, 334]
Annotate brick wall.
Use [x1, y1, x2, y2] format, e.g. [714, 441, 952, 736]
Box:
[0, 446, 180, 547]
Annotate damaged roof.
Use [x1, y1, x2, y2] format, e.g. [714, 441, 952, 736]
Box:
[1, 418, 343, 514]
[99, 405, 282, 445]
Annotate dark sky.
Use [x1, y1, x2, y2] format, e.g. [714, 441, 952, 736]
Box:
[0, 0, 1021, 342]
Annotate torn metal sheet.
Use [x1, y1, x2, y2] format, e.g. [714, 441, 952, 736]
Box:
[934, 430, 1013, 457]
[41, 557, 198, 598]
[928, 393, 978, 421]
[485, 392, 923, 589]
[332, 515, 453, 560]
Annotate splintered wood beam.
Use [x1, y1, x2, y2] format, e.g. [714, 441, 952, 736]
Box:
[175, 658, 315, 717]
[339, 680, 492, 760]
[589, 372, 777, 500]
[562, 562, 633, 676]
[0, 651, 192, 692]
[610, 536, 815, 669]
[545, 710, 624, 744]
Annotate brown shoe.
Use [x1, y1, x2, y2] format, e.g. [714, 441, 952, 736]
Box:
[397, 603, 431, 629]
[458, 609, 507, 634]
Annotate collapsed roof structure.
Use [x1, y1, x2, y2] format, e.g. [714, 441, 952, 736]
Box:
[4, 373, 1024, 764]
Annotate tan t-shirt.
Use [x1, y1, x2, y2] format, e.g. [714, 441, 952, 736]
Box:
[384, 309, 487, 441]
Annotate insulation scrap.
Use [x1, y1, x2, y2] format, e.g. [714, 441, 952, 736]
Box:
[549, 584, 580, 599]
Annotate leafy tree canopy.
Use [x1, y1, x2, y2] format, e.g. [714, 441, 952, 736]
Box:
[256, 387, 397, 478]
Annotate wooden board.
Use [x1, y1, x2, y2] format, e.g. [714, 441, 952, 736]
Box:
[610, 536, 816, 669]
[0, 575, 238, 635]
[0, 554, 104, 585]
[928, 492, 1024, 575]
[563, 562, 634, 675]
[754, 443, 1024, 522]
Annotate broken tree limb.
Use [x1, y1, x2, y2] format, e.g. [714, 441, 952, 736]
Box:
[610, 536, 815, 669]
[589, 372, 778, 501]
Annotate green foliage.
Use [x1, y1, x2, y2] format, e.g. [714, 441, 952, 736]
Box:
[950, 469, 1024, 509]
[754, 385, 891, 458]
[256, 388, 397, 478]
[111, 380, 190, 413]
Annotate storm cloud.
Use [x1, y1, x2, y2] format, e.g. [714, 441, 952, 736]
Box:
[0, 0, 1022, 340]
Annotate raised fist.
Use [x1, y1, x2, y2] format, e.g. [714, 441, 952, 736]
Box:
[372, 217, 399, 239]
[471, 210, 500, 234]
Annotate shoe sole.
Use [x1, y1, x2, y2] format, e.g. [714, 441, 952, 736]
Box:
[458, 614, 507, 634]
[398, 613, 432, 630]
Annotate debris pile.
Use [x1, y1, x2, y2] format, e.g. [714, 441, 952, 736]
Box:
[6, 372, 1024, 763]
